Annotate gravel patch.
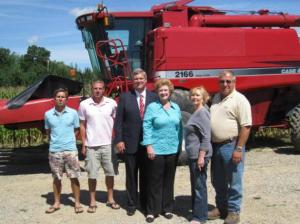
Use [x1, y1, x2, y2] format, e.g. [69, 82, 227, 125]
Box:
[0, 146, 299, 224]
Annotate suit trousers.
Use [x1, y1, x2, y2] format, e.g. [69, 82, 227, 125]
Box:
[147, 154, 177, 216]
[124, 146, 148, 211]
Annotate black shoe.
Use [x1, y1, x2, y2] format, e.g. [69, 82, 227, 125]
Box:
[127, 209, 136, 216]
[164, 212, 173, 219]
[146, 215, 155, 223]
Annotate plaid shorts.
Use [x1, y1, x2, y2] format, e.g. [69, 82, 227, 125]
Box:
[48, 151, 81, 180]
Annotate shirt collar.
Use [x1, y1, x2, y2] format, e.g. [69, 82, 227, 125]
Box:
[135, 89, 146, 98]
[157, 100, 176, 109]
[220, 89, 236, 101]
[88, 96, 108, 106]
[53, 106, 69, 115]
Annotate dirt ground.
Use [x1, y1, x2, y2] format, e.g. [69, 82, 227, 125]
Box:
[0, 144, 299, 224]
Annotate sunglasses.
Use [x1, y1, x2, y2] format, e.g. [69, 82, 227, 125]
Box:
[219, 79, 233, 84]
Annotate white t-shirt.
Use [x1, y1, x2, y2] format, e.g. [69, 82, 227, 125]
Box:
[78, 97, 117, 146]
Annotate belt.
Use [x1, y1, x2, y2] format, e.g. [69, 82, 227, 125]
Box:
[213, 137, 237, 145]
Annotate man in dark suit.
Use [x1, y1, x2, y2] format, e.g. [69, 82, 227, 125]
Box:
[114, 68, 158, 216]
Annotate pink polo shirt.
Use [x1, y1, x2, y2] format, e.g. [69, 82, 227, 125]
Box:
[78, 97, 117, 147]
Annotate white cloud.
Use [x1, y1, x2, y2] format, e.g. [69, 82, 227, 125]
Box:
[28, 35, 39, 45]
[69, 7, 95, 17]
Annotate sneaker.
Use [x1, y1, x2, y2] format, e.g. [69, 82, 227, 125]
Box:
[224, 212, 240, 224]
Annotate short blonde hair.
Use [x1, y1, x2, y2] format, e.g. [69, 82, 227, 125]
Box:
[154, 79, 174, 95]
[189, 86, 210, 105]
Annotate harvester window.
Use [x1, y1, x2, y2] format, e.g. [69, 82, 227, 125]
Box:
[81, 29, 101, 74]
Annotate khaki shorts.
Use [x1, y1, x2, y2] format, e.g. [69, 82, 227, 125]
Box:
[85, 145, 118, 178]
[48, 151, 81, 180]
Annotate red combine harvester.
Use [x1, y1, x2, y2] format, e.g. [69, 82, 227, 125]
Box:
[1, 0, 300, 150]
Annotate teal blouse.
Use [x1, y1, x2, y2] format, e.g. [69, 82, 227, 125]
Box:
[142, 101, 182, 155]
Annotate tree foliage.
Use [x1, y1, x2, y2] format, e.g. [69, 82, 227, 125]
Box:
[0, 45, 97, 87]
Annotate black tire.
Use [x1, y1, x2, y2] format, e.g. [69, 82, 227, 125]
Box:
[287, 104, 300, 151]
[171, 89, 194, 114]
[177, 111, 191, 166]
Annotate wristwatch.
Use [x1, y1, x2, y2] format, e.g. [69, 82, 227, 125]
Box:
[235, 146, 243, 152]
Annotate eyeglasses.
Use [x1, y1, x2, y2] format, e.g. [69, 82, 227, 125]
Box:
[219, 80, 233, 84]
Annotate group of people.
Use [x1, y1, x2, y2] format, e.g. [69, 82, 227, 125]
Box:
[44, 68, 252, 224]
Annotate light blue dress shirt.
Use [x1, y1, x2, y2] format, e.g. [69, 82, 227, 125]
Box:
[44, 106, 79, 152]
[142, 101, 182, 155]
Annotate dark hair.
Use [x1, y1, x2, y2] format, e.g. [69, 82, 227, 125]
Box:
[53, 88, 69, 98]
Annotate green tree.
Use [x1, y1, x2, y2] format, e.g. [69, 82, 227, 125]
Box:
[0, 45, 95, 87]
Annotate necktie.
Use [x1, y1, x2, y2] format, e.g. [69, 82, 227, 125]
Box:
[139, 94, 145, 119]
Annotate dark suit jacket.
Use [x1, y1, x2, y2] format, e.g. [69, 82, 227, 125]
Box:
[114, 89, 158, 154]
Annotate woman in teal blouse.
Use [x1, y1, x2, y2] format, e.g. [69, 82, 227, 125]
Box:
[142, 79, 182, 223]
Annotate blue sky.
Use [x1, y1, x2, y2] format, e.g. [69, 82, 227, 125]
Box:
[1, 0, 300, 70]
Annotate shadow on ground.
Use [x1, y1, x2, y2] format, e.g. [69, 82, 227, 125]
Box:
[248, 137, 300, 155]
[42, 189, 127, 210]
[173, 195, 217, 221]
[0, 144, 50, 175]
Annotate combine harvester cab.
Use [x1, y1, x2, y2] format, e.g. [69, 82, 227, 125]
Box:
[76, 0, 300, 151]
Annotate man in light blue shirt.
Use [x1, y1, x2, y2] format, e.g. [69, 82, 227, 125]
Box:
[44, 88, 83, 214]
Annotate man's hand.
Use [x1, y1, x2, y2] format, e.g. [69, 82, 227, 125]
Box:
[232, 150, 243, 164]
[147, 145, 155, 160]
[116, 142, 125, 153]
[81, 145, 87, 157]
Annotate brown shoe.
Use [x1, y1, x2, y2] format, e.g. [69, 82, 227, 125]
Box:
[224, 212, 240, 224]
[208, 207, 228, 220]
[208, 208, 221, 220]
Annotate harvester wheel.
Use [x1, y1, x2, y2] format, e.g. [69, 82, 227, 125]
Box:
[177, 111, 191, 166]
[287, 104, 300, 151]
[171, 89, 194, 114]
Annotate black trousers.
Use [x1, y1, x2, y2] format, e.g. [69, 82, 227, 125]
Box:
[124, 146, 148, 211]
[146, 154, 177, 216]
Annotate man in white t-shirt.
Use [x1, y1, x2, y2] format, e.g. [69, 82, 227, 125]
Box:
[78, 80, 119, 213]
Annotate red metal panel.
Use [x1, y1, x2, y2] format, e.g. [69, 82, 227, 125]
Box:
[152, 27, 300, 71]
[190, 14, 300, 27]
[0, 96, 81, 125]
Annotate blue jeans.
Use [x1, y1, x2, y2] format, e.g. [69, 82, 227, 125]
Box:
[211, 141, 244, 213]
[189, 157, 209, 222]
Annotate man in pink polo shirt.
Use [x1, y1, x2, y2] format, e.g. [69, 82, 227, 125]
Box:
[78, 80, 119, 213]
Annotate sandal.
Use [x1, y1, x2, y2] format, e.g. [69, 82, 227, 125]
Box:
[106, 201, 120, 209]
[87, 205, 97, 213]
[45, 206, 60, 214]
[74, 206, 84, 214]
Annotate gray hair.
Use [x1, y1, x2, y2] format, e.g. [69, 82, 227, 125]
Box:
[218, 70, 236, 81]
[132, 68, 147, 79]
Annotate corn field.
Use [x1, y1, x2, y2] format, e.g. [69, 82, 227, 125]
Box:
[0, 87, 292, 149]
[0, 86, 45, 148]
